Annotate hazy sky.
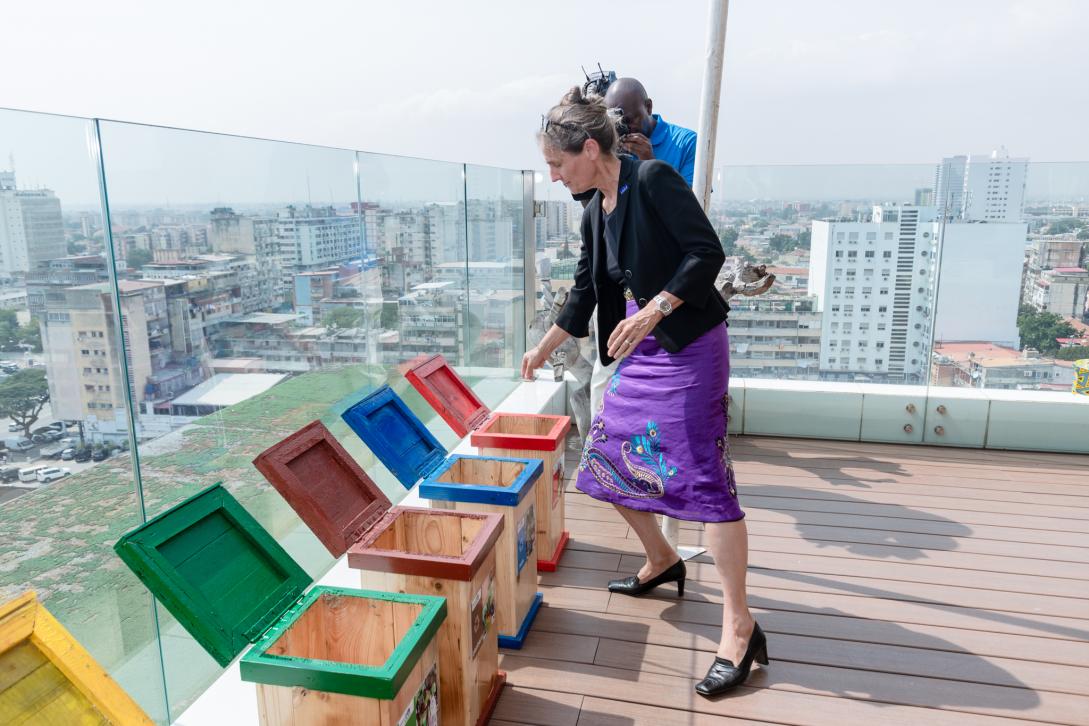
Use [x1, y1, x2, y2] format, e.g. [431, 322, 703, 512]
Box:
[2, 0, 1088, 206]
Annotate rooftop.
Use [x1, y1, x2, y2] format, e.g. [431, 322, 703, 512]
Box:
[168, 372, 286, 408]
[497, 434, 1089, 725]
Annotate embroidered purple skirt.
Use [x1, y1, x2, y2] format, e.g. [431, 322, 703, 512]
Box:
[576, 299, 743, 523]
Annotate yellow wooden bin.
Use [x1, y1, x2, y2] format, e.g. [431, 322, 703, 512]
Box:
[0, 591, 153, 725]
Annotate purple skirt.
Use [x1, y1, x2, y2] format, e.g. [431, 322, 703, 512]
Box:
[576, 300, 744, 523]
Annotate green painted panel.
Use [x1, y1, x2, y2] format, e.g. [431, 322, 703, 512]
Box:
[114, 483, 311, 667]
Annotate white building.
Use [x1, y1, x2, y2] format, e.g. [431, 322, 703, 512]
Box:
[275, 205, 361, 284]
[935, 149, 1028, 223]
[1028, 267, 1089, 318]
[809, 206, 939, 383]
[0, 171, 66, 274]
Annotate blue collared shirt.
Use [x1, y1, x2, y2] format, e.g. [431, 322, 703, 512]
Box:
[648, 114, 697, 186]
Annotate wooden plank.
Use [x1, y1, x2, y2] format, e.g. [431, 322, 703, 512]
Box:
[566, 502, 1089, 570]
[617, 552, 1089, 599]
[531, 605, 1089, 669]
[500, 654, 1030, 726]
[734, 466, 1089, 504]
[492, 685, 584, 726]
[589, 638, 1089, 724]
[576, 696, 767, 725]
[591, 631, 1089, 698]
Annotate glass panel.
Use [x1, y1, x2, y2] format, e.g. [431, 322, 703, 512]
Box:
[710, 163, 940, 386]
[0, 109, 169, 721]
[357, 152, 467, 368]
[927, 161, 1089, 442]
[95, 120, 366, 719]
[464, 164, 526, 395]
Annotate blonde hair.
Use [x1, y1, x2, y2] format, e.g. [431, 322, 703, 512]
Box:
[538, 86, 619, 155]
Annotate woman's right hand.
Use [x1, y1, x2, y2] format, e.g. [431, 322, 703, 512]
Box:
[521, 346, 549, 381]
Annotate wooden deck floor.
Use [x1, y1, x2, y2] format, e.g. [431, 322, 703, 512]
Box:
[493, 435, 1089, 726]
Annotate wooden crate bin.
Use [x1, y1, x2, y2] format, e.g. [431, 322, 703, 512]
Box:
[0, 591, 153, 725]
[342, 384, 544, 650]
[406, 355, 573, 571]
[113, 484, 446, 726]
[253, 421, 507, 726]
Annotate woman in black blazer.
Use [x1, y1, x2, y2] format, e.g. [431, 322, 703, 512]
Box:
[522, 87, 768, 696]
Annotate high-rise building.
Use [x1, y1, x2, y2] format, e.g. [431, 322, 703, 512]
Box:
[934, 149, 1028, 223]
[0, 171, 66, 274]
[810, 206, 939, 383]
[1028, 267, 1089, 318]
[275, 205, 362, 289]
[914, 188, 934, 206]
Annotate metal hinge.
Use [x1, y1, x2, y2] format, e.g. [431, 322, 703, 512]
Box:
[533, 201, 546, 218]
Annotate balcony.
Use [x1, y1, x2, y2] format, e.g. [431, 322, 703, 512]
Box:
[495, 432, 1089, 725]
[3, 90, 1089, 726]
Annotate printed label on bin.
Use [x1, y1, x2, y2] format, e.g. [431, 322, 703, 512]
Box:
[552, 458, 564, 508]
[517, 504, 536, 576]
[398, 662, 440, 726]
[470, 571, 496, 658]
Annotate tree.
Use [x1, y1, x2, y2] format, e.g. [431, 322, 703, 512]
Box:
[0, 368, 50, 437]
[798, 229, 812, 249]
[768, 234, 798, 254]
[1016, 306, 1077, 355]
[557, 239, 576, 259]
[18, 319, 42, 353]
[127, 248, 153, 269]
[719, 227, 739, 255]
[1077, 228, 1089, 241]
[1056, 345, 1089, 361]
[322, 307, 363, 330]
[1046, 218, 1082, 235]
[380, 302, 400, 331]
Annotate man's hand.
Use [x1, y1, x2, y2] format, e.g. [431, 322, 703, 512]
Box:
[621, 133, 654, 161]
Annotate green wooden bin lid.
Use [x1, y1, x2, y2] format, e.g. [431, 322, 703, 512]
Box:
[114, 483, 311, 667]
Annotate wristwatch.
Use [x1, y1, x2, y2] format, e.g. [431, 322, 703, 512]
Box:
[653, 295, 673, 316]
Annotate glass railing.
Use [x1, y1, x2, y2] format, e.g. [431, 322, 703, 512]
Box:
[533, 159, 1089, 446]
[0, 106, 531, 722]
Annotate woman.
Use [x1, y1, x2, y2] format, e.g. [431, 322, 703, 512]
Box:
[522, 87, 768, 697]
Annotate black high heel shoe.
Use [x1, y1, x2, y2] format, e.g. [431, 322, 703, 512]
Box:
[695, 622, 768, 697]
[607, 559, 686, 598]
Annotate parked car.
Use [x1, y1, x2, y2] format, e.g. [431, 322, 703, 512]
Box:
[5, 437, 34, 452]
[36, 467, 71, 483]
[40, 446, 66, 460]
[31, 432, 63, 445]
[91, 448, 110, 462]
[7, 423, 21, 433]
[0, 467, 19, 483]
[60, 448, 76, 461]
[73, 448, 92, 463]
[18, 466, 48, 483]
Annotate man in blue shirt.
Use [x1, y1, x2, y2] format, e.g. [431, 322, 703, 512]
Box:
[605, 77, 698, 186]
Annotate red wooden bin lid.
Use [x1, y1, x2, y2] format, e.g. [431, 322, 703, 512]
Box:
[404, 354, 490, 437]
[253, 421, 391, 558]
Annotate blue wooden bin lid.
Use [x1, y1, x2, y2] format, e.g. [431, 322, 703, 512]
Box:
[341, 385, 448, 489]
[113, 483, 312, 667]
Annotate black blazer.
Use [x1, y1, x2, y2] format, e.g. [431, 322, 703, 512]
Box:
[555, 157, 729, 366]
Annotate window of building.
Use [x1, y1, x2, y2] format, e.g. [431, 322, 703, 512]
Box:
[836, 232, 845, 241]
[844, 305, 854, 314]
[875, 358, 884, 365]
[848, 232, 858, 241]
[865, 251, 875, 259]
[861, 305, 871, 313]
[831, 305, 840, 313]
[832, 287, 841, 295]
[835, 250, 843, 258]
[884, 232, 894, 240]
[879, 288, 889, 295]
[847, 251, 857, 259]
[866, 232, 877, 241]
[877, 323, 886, 331]
[862, 288, 872, 297]
[883, 250, 892, 259]
[878, 305, 888, 313]
[876, 341, 885, 349]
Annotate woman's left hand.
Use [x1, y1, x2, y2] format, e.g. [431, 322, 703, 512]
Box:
[607, 308, 663, 359]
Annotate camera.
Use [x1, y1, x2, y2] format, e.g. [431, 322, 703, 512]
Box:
[611, 111, 631, 138]
[581, 63, 616, 98]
